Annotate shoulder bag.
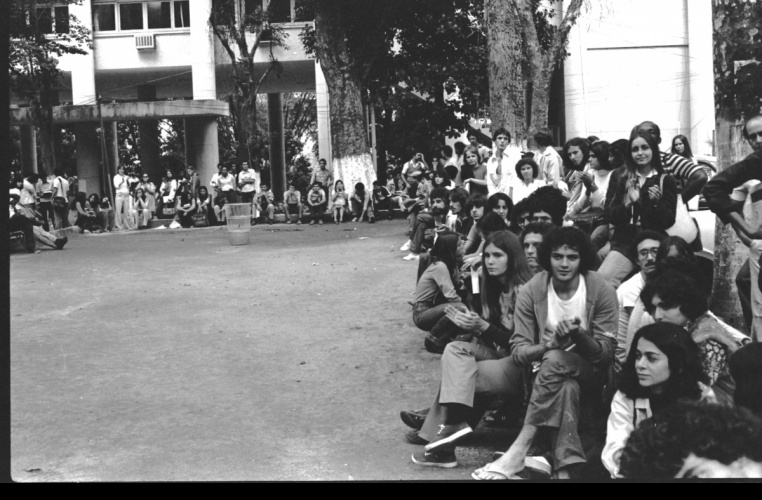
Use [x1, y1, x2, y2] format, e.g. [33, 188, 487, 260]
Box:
[659, 174, 698, 244]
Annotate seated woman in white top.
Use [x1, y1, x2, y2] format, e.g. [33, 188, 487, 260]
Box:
[509, 158, 545, 204]
[602, 322, 714, 478]
[566, 141, 614, 221]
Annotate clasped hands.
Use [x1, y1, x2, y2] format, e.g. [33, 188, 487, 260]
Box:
[444, 304, 487, 334]
[545, 317, 583, 351]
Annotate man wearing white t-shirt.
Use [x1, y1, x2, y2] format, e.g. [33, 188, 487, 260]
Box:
[485, 127, 522, 196]
[614, 231, 665, 370]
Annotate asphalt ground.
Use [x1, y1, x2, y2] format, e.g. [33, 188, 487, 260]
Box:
[9, 219, 520, 481]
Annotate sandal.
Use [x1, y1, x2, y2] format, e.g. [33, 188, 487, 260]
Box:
[471, 465, 525, 481]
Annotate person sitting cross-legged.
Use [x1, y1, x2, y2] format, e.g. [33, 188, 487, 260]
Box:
[402, 231, 534, 465]
[470, 226, 617, 480]
[403, 187, 452, 262]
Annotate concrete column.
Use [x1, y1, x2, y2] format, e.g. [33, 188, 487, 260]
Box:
[268, 93, 286, 203]
[19, 125, 38, 175]
[185, 117, 220, 193]
[190, 0, 217, 100]
[103, 120, 119, 197]
[563, 0, 588, 140]
[315, 60, 331, 165]
[137, 85, 162, 180]
[70, 0, 97, 106]
[687, 0, 715, 156]
[75, 123, 101, 195]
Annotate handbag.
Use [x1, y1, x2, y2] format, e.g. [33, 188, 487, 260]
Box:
[51, 178, 67, 209]
[659, 175, 698, 244]
[192, 213, 208, 227]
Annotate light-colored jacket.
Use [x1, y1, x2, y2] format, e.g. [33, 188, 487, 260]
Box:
[602, 384, 716, 478]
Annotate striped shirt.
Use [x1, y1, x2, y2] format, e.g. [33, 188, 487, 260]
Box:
[661, 152, 701, 182]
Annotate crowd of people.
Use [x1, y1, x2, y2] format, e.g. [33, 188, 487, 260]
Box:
[397, 116, 762, 479]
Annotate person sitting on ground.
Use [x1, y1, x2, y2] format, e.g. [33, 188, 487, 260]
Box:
[471, 226, 617, 480]
[412, 232, 469, 349]
[87, 193, 113, 232]
[307, 181, 327, 225]
[520, 222, 553, 276]
[601, 323, 714, 478]
[402, 231, 535, 456]
[566, 140, 614, 237]
[640, 267, 750, 405]
[350, 182, 374, 223]
[196, 185, 217, 226]
[331, 180, 348, 225]
[372, 180, 393, 220]
[258, 183, 276, 225]
[460, 193, 488, 256]
[134, 187, 153, 229]
[487, 192, 513, 227]
[432, 166, 455, 191]
[399, 177, 428, 252]
[729, 343, 762, 418]
[525, 185, 568, 228]
[619, 400, 762, 479]
[403, 187, 452, 262]
[173, 181, 197, 228]
[284, 182, 303, 224]
[71, 192, 96, 234]
[156, 169, 178, 217]
[447, 188, 472, 240]
[614, 230, 667, 370]
[460, 211, 510, 273]
[509, 158, 545, 204]
[560, 138, 591, 205]
[9, 190, 67, 251]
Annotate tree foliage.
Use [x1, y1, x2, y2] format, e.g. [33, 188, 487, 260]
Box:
[9, 0, 91, 175]
[713, 0, 762, 120]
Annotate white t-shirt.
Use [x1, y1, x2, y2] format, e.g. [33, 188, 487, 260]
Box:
[617, 272, 645, 310]
[544, 275, 588, 344]
[486, 145, 521, 196]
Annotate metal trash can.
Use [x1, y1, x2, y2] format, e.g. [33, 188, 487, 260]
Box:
[225, 203, 252, 246]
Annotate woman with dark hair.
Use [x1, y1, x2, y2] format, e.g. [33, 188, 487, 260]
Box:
[656, 235, 693, 262]
[566, 141, 614, 223]
[599, 130, 678, 288]
[461, 212, 510, 272]
[602, 323, 713, 478]
[87, 193, 112, 232]
[432, 167, 455, 191]
[172, 181, 197, 228]
[412, 232, 468, 344]
[460, 145, 488, 197]
[156, 169, 177, 217]
[561, 137, 591, 203]
[196, 185, 217, 226]
[671, 134, 694, 162]
[403, 231, 535, 465]
[639, 268, 750, 404]
[134, 187, 153, 229]
[137, 172, 157, 214]
[72, 192, 96, 233]
[487, 192, 513, 226]
[509, 158, 544, 204]
[350, 182, 374, 223]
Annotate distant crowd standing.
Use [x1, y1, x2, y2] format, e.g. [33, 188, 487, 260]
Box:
[395, 117, 762, 479]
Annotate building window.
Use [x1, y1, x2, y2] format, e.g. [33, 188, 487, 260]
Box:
[119, 3, 144, 30]
[35, 7, 53, 34]
[174, 1, 190, 28]
[54, 6, 70, 34]
[268, 0, 292, 23]
[146, 1, 171, 29]
[93, 4, 116, 32]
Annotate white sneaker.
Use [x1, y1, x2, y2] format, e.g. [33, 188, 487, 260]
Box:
[400, 240, 411, 252]
[524, 456, 552, 477]
[403, 253, 420, 261]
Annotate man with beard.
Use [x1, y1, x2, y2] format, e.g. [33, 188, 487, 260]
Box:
[520, 222, 554, 275]
[403, 188, 451, 262]
[613, 231, 666, 370]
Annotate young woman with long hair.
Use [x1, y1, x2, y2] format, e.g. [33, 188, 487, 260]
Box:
[599, 130, 678, 288]
[460, 145, 489, 197]
[602, 322, 713, 478]
[72, 192, 96, 233]
[671, 134, 694, 162]
[401, 231, 535, 465]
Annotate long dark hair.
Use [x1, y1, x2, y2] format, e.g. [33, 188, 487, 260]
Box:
[72, 191, 87, 209]
[479, 230, 534, 324]
[590, 140, 612, 171]
[671, 134, 694, 159]
[618, 323, 707, 401]
[562, 137, 590, 172]
[429, 232, 460, 279]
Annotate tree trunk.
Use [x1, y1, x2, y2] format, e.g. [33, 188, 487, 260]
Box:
[314, 0, 376, 193]
[485, 0, 526, 145]
[710, 110, 753, 331]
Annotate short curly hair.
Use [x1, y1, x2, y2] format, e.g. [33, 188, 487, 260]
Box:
[526, 186, 567, 226]
[640, 266, 708, 321]
[619, 401, 762, 479]
[537, 226, 597, 274]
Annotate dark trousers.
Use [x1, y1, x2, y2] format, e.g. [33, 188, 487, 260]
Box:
[9, 214, 36, 252]
[410, 213, 435, 254]
[310, 203, 326, 223]
[737, 259, 752, 333]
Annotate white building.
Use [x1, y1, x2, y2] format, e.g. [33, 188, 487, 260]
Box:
[10, 0, 330, 198]
[562, 0, 715, 154]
